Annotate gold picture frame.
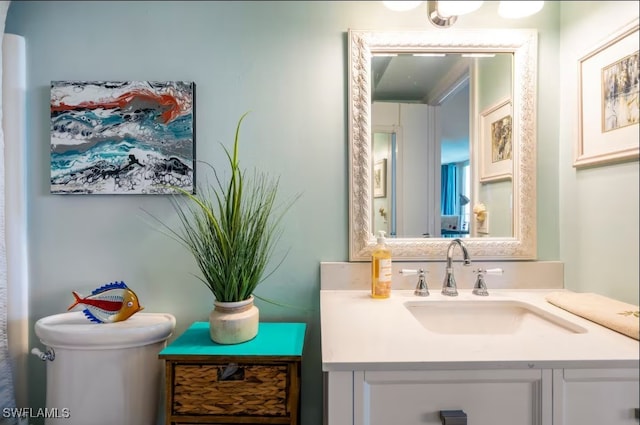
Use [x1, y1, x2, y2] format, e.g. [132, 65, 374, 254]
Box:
[575, 18, 639, 168]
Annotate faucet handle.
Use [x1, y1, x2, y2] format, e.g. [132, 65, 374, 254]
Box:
[472, 268, 503, 296]
[399, 269, 430, 297]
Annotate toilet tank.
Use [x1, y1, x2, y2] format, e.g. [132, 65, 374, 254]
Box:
[34, 312, 176, 425]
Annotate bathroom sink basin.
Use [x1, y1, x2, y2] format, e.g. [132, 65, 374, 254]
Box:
[405, 300, 587, 335]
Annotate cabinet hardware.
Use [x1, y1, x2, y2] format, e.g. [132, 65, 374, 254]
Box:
[439, 409, 467, 425]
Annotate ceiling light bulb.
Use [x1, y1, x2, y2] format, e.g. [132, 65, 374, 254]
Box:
[436, 1, 484, 18]
[498, 1, 544, 19]
[382, 1, 424, 12]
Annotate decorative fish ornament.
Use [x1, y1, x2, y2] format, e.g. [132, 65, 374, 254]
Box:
[67, 281, 143, 323]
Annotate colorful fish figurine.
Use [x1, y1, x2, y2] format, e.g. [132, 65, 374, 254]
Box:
[67, 281, 143, 323]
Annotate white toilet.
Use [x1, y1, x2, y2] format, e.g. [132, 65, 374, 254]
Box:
[33, 311, 176, 425]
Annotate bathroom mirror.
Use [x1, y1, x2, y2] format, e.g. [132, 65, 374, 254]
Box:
[348, 28, 537, 261]
[371, 52, 514, 239]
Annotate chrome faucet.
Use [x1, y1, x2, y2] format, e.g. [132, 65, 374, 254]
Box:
[399, 268, 430, 297]
[442, 238, 471, 296]
[472, 268, 504, 296]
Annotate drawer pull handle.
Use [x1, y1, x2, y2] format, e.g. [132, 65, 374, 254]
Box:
[217, 363, 245, 381]
[439, 410, 467, 425]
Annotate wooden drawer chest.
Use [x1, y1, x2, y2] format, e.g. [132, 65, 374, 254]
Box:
[159, 322, 306, 425]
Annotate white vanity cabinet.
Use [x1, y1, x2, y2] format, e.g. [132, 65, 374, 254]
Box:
[320, 288, 640, 425]
[325, 367, 640, 425]
[553, 368, 640, 425]
[354, 369, 549, 425]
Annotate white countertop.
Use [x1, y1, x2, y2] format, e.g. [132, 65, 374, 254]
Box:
[320, 289, 639, 371]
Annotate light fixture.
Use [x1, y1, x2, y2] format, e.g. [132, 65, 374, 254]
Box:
[424, 0, 544, 28]
[427, 1, 484, 28]
[427, 2, 454, 27]
[498, 1, 544, 19]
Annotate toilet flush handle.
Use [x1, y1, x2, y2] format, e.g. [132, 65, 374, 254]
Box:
[31, 347, 55, 361]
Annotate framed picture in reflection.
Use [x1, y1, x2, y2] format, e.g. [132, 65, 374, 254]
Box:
[480, 98, 512, 183]
[373, 159, 387, 198]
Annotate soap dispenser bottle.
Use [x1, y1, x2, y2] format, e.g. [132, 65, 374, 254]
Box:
[371, 231, 392, 298]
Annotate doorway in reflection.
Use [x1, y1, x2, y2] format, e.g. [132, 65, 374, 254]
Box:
[371, 64, 472, 239]
[440, 79, 470, 238]
[440, 161, 470, 238]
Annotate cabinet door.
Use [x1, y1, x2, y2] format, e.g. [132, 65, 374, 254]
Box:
[554, 368, 640, 425]
[355, 369, 547, 425]
[325, 371, 355, 425]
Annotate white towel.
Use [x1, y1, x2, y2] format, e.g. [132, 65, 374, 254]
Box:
[546, 292, 639, 340]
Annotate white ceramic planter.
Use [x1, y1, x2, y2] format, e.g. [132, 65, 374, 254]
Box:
[209, 295, 259, 344]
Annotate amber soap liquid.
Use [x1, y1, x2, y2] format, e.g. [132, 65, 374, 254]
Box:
[371, 249, 392, 298]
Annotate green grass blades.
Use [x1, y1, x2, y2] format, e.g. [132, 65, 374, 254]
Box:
[163, 112, 295, 303]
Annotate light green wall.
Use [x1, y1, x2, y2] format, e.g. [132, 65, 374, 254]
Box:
[477, 53, 512, 112]
[558, 1, 639, 305]
[8, 1, 637, 423]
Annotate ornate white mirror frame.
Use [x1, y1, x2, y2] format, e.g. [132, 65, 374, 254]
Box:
[348, 28, 538, 261]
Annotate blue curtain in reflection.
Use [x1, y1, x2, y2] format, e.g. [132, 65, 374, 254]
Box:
[441, 164, 457, 215]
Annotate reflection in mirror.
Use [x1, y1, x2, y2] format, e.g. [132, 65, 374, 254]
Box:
[348, 29, 538, 261]
[370, 53, 514, 239]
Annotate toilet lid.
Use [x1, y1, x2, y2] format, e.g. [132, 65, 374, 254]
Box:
[35, 312, 177, 349]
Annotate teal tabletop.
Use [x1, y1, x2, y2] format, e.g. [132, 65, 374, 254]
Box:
[159, 322, 306, 357]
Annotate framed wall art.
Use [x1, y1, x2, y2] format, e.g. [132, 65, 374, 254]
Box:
[479, 98, 513, 183]
[373, 159, 387, 198]
[575, 18, 639, 168]
[50, 81, 195, 194]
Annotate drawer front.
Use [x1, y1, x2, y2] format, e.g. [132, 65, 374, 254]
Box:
[357, 369, 544, 425]
[172, 363, 288, 416]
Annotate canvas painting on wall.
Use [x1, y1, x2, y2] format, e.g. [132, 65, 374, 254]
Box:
[50, 81, 195, 194]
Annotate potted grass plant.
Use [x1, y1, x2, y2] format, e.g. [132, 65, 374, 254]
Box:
[157, 112, 294, 344]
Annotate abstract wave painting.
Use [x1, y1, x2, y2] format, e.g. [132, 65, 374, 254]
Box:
[51, 81, 195, 194]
